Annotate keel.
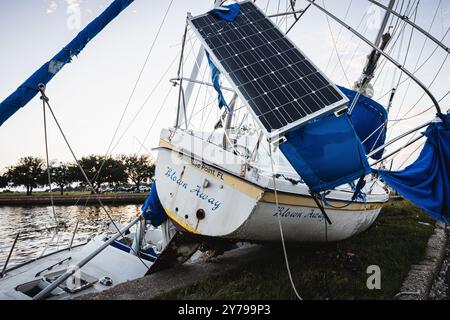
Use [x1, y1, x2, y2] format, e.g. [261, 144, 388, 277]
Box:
[146, 232, 200, 275]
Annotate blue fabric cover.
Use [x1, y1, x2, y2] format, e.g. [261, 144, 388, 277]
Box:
[206, 51, 230, 112]
[338, 86, 388, 160]
[376, 115, 450, 222]
[209, 3, 241, 22]
[0, 0, 135, 127]
[142, 182, 168, 228]
[280, 113, 371, 193]
[205, 2, 240, 112]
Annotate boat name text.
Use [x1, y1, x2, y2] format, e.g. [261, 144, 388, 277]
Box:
[165, 167, 222, 211]
[274, 206, 325, 221]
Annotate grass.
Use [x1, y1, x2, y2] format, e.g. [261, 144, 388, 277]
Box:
[154, 200, 435, 300]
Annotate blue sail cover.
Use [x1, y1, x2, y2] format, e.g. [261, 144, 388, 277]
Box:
[376, 115, 450, 222]
[338, 86, 388, 160]
[0, 0, 135, 127]
[142, 182, 168, 228]
[210, 3, 241, 22]
[205, 3, 241, 112]
[206, 51, 230, 112]
[280, 113, 371, 193]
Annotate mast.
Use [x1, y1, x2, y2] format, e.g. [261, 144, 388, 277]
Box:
[175, 22, 188, 129]
[374, 0, 395, 47]
[369, 0, 450, 54]
[352, 0, 395, 101]
[304, 0, 442, 116]
[0, 0, 136, 127]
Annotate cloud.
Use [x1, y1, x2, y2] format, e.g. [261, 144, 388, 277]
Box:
[46, 1, 58, 14]
[65, 0, 81, 10]
[64, 0, 82, 30]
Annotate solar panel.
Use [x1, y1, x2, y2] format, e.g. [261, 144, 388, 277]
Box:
[189, 1, 348, 138]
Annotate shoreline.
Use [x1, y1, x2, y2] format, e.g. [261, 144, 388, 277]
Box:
[0, 193, 148, 206]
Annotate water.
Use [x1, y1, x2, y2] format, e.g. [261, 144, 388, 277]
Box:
[0, 205, 141, 270]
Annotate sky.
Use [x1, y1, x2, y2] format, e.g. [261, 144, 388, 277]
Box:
[0, 0, 449, 172]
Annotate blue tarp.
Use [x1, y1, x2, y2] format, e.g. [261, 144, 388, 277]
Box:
[280, 113, 371, 193]
[206, 51, 230, 112]
[338, 86, 388, 160]
[0, 0, 135, 127]
[142, 182, 168, 228]
[376, 115, 450, 222]
[205, 3, 241, 112]
[209, 3, 241, 22]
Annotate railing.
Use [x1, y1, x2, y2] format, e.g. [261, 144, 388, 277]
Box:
[0, 232, 20, 278]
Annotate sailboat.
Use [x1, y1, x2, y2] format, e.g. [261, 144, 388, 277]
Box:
[0, 0, 448, 300]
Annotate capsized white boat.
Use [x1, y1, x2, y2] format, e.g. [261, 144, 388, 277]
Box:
[0, 0, 448, 300]
[0, 221, 167, 300]
[154, 128, 388, 243]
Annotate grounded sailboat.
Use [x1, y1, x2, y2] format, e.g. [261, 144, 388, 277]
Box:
[0, 0, 448, 300]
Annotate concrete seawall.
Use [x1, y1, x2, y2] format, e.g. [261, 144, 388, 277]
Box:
[0, 194, 148, 206]
[396, 222, 448, 300]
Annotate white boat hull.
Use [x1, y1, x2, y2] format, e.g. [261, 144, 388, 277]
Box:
[155, 130, 387, 243]
[0, 236, 153, 300]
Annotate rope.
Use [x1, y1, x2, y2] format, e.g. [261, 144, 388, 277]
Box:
[38, 89, 150, 270]
[268, 146, 303, 300]
[41, 95, 59, 230]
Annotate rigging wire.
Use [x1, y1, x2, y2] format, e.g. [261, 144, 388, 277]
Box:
[374, 27, 450, 102]
[368, 1, 420, 154]
[389, 0, 438, 132]
[92, 0, 174, 187]
[275, 0, 282, 25]
[389, 89, 450, 122]
[41, 96, 59, 229]
[387, 129, 420, 167]
[387, 53, 448, 132]
[334, 0, 402, 84]
[181, 30, 216, 129]
[369, 0, 419, 88]
[138, 86, 175, 154]
[397, 140, 425, 170]
[111, 52, 180, 155]
[321, 0, 352, 87]
[324, 0, 354, 74]
[394, 2, 443, 105]
[372, 0, 420, 85]
[268, 146, 303, 301]
[39, 92, 150, 270]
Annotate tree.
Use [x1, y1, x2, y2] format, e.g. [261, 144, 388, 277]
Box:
[121, 154, 155, 192]
[51, 162, 75, 195]
[0, 173, 8, 188]
[104, 157, 128, 188]
[75, 155, 127, 193]
[6, 157, 45, 195]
